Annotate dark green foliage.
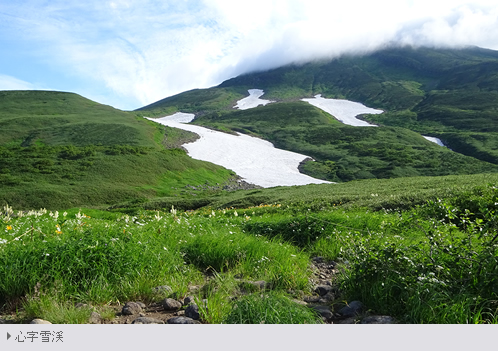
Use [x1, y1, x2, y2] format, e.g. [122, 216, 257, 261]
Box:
[339, 185, 498, 323]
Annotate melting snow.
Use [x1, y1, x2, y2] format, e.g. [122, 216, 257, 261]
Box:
[146, 113, 330, 188]
[301, 94, 383, 127]
[234, 89, 274, 110]
[423, 136, 446, 147]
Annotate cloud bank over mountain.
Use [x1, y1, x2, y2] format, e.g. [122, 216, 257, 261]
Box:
[1, 0, 498, 109]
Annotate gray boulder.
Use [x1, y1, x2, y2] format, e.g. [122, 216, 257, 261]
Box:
[30, 319, 52, 324]
[185, 304, 200, 320]
[338, 301, 363, 317]
[132, 317, 164, 324]
[122, 302, 143, 315]
[162, 298, 182, 311]
[167, 316, 198, 324]
[89, 312, 102, 324]
[310, 305, 334, 322]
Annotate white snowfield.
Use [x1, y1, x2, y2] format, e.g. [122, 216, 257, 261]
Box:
[234, 89, 274, 110]
[302, 94, 383, 127]
[422, 136, 446, 147]
[145, 113, 330, 188]
[302, 94, 446, 147]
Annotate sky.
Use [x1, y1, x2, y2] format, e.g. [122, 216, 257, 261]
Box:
[1, 0, 498, 111]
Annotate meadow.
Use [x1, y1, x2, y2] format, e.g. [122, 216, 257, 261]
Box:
[1, 174, 497, 324]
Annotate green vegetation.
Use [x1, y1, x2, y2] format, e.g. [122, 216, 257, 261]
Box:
[2, 46, 498, 324]
[139, 46, 498, 180]
[1, 178, 497, 324]
[0, 91, 238, 209]
[191, 102, 498, 182]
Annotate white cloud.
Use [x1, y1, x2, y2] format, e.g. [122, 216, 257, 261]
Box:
[0, 74, 37, 91]
[1, 0, 498, 110]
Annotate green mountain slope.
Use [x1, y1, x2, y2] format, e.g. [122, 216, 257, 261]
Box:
[0, 91, 236, 209]
[139, 46, 498, 182]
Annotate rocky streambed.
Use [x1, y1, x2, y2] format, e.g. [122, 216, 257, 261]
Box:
[1, 257, 395, 325]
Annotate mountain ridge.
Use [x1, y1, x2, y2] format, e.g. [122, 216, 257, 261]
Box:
[138, 45, 498, 182]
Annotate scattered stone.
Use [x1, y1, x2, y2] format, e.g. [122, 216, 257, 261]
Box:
[310, 305, 334, 322]
[183, 296, 195, 306]
[338, 301, 363, 317]
[318, 292, 335, 304]
[315, 285, 333, 296]
[174, 310, 185, 316]
[292, 299, 308, 306]
[122, 302, 143, 315]
[139, 313, 146, 317]
[132, 317, 164, 324]
[162, 298, 182, 311]
[75, 303, 89, 309]
[89, 312, 102, 324]
[0, 318, 7, 324]
[360, 315, 396, 324]
[167, 316, 198, 324]
[303, 296, 321, 303]
[185, 304, 200, 320]
[30, 319, 52, 324]
[137, 302, 146, 309]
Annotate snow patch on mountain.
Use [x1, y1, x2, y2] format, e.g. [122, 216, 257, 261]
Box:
[234, 89, 274, 110]
[145, 113, 330, 188]
[301, 94, 383, 127]
[422, 136, 446, 147]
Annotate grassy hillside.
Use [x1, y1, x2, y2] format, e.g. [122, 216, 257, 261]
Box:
[2, 174, 498, 324]
[0, 91, 237, 209]
[138, 46, 498, 178]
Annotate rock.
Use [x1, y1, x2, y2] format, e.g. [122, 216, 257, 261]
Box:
[292, 299, 308, 306]
[122, 302, 143, 315]
[0, 318, 7, 324]
[89, 312, 101, 324]
[75, 303, 89, 309]
[360, 315, 396, 324]
[310, 305, 334, 322]
[185, 304, 200, 320]
[162, 298, 182, 311]
[183, 296, 195, 306]
[152, 285, 173, 294]
[30, 319, 52, 324]
[167, 316, 199, 324]
[315, 285, 333, 296]
[132, 317, 164, 324]
[318, 292, 335, 304]
[303, 296, 321, 303]
[174, 310, 185, 316]
[338, 301, 363, 317]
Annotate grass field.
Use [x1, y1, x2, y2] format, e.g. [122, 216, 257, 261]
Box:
[1, 176, 497, 324]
